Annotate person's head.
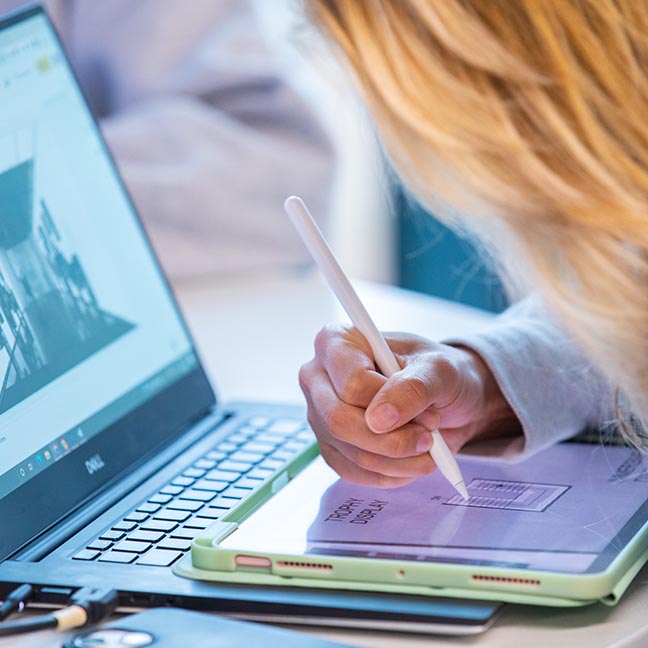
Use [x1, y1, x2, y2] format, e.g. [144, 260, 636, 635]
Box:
[305, 0, 648, 442]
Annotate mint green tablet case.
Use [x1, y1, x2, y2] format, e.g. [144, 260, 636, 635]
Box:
[173, 443, 648, 607]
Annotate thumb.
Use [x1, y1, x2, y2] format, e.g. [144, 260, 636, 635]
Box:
[365, 356, 458, 433]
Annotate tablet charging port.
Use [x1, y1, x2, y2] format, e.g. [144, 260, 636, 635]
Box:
[235, 555, 272, 571]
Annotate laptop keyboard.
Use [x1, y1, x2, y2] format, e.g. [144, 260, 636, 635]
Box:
[72, 416, 314, 568]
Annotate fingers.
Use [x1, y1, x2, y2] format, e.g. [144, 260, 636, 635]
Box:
[301, 360, 433, 459]
[314, 325, 385, 408]
[300, 326, 477, 488]
[365, 353, 461, 433]
[318, 442, 417, 489]
[299, 359, 436, 487]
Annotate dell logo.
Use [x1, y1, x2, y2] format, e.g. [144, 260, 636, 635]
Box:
[85, 454, 106, 475]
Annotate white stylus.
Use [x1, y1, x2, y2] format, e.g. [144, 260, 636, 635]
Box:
[284, 195, 469, 500]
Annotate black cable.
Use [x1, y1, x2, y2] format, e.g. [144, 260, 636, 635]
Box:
[0, 583, 34, 621]
[0, 586, 118, 638]
[0, 614, 56, 637]
[69, 586, 119, 625]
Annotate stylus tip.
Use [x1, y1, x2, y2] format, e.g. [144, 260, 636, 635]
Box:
[455, 481, 469, 500]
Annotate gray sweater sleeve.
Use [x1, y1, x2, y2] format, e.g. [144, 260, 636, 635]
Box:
[446, 297, 614, 460]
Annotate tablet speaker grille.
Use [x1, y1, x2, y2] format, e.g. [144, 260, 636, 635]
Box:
[472, 574, 541, 586]
[276, 560, 333, 571]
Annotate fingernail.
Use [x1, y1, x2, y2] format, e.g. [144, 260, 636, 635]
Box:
[416, 434, 431, 453]
[367, 403, 399, 431]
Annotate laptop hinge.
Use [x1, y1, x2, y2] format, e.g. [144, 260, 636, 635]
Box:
[12, 409, 229, 562]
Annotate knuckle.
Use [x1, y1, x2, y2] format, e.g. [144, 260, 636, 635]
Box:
[298, 362, 313, 392]
[354, 449, 377, 471]
[403, 376, 431, 406]
[314, 324, 341, 356]
[324, 406, 348, 439]
[339, 369, 367, 405]
[385, 433, 412, 458]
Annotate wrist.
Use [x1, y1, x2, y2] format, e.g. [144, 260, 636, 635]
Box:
[454, 345, 522, 442]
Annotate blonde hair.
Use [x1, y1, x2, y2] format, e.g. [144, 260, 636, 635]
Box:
[305, 0, 648, 444]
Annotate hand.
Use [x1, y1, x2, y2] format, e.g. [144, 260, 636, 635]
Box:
[299, 325, 519, 488]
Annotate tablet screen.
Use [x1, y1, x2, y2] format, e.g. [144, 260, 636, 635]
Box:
[220, 443, 648, 574]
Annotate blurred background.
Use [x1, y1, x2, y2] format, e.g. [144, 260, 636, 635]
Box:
[19, 0, 508, 314]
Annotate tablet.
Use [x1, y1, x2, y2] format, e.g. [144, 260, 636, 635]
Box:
[178, 443, 648, 607]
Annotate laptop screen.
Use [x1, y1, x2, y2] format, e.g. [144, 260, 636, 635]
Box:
[0, 10, 203, 503]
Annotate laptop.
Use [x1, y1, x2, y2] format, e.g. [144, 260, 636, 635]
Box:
[0, 5, 503, 635]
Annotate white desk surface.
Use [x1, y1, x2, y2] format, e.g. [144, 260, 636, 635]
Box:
[2, 272, 647, 648]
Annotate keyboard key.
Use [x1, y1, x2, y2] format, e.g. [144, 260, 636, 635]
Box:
[196, 507, 227, 520]
[256, 433, 287, 445]
[220, 486, 251, 500]
[234, 477, 263, 490]
[248, 416, 270, 428]
[183, 468, 206, 479]
[179, 490, 216, 503]
[237, 427, 259, 439]
[206, 451, 226, 462]
[148, 493, 173, 505]
[140, 520, 178, 533]
[137, 503, 161, 514]
[216, 442, 238, 453]
[194, 459, 216, 470]
[271, 450, 297, 462]
[160, 485, 184, 496]
[112, 521, 138, 532]
[137, 549, 183, 567]
[73, 549, 100, 561]
[183, 517, 212, 530]
[241, 442, 276, 455]
[192, 479, 228, 493]
[100, 530, 126, 542]
[128, 530, 165, 543]
[114, 540, 152, 554]
[124, 511, 149, 523]
[167, 499, 204, 512]
[154, 509, 191, 522]
[172, 476, 195, 488]
[218, 461, 252, 473]
[170, 527, 202, 540]
[87, 539, 112, 551]
[209, 496, 239, 510]
[267, 419, 302, 435]
[227, 434, 250, 445]
[247, 467, 274, 481]
[282, 441, 309, 453]
[204, 469, 240, 483]
[229, 451, 264, 464]
[99, 551, 137, 564]
[258, 459, 285, 472]
[297, 429, 315, 441]
[158, 538, 192, 551]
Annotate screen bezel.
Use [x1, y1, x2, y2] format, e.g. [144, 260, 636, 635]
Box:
[0, 5, 216, 560]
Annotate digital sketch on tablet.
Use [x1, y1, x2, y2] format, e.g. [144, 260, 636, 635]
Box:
[444, 479, 569, 512]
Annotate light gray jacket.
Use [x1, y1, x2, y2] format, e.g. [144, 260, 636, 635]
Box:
[453, 298, 614, 458]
